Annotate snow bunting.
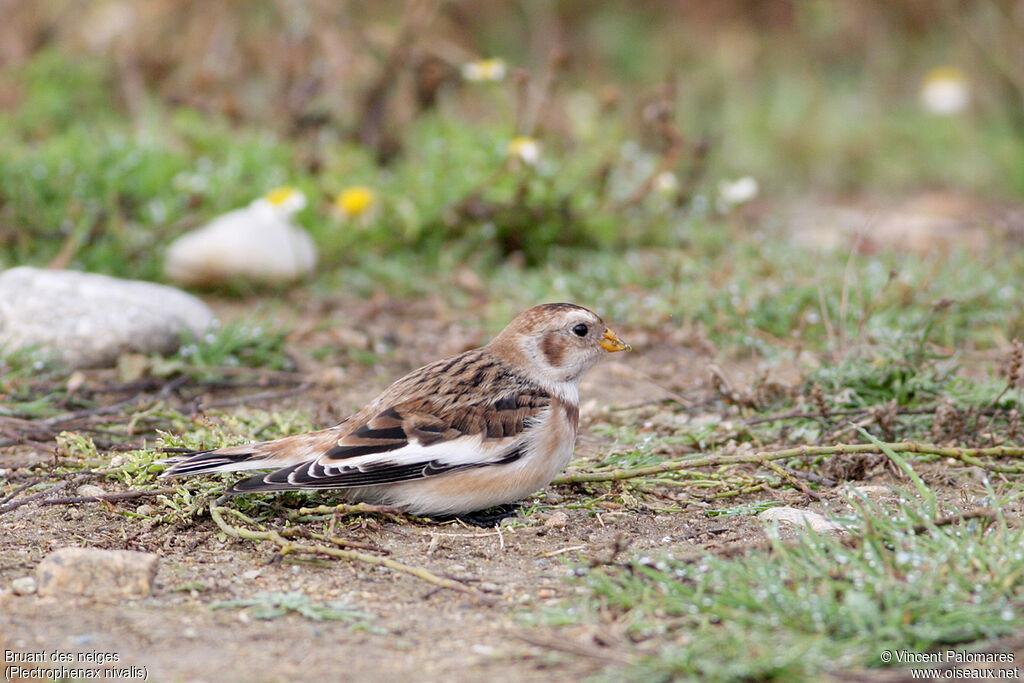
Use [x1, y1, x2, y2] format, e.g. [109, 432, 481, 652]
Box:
[161, 303, 629, 516]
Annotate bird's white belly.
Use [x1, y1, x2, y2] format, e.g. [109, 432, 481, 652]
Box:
[349, 418, 577, 516]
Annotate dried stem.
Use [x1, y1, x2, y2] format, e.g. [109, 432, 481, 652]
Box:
[39, 487, 179, 506]
[209, 504, 493, 604]
[0, 472, 97, 515]
[704, 508, 998, 562]
[293, 503, 405, 517]
[554, 441, 1024, 485]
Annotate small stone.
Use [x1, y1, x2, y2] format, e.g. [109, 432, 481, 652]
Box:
[11, 576, 36, 595]
[850, 485, 897, 500]
[454, 268, 485, 294]
[544, 511, 569, 529]
[0, 267, 216, 369]
[537, 588, 555, 599]
[241, 569, 261, 580]
[760, 507, 846, 535]
[116, 352, 150, 382]
[332, 328, 370, 351]
[312, 366, 346, 387]
[66, 371, 87, 393]
[544, 491, 564, 505]
[36, 547, 159, 599]
[76, 484, 106, 498]
[135, 504, 156, 516]
[963, 466, 989, 484]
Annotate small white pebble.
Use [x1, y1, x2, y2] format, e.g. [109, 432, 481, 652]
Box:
[544, 511, 569, 529]
[11, 576, 37, 595]
[76, 484, 105, 497]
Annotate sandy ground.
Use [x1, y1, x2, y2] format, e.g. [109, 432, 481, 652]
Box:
[0, 294, 1018, 682]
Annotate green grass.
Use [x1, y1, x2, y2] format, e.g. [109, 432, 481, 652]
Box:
[210, 591, 377, 625]
[534, 482, 1023, 682]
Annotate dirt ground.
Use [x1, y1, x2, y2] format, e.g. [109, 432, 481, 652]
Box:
[0, 295, 1009, 682]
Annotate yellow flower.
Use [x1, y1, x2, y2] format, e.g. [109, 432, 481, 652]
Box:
[261, 187, 306, 213]
[335, 186, 377, 218]
[507, 137, 541, 166]
[462, 58, 507, 83]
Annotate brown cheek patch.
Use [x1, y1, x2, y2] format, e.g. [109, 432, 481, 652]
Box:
[562, 401, 579, 429]
[539, 333, 566, 367]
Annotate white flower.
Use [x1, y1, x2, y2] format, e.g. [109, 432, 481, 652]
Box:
[718, 176, 759, 206]
[462, 58, 507, 83]
[165, 187, 316, 286]
[654, 172, 680, 195]
[920, 67, 970, 115]
[508, 137, 541, 166]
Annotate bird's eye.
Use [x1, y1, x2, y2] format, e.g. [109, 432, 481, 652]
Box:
[572, 323, 589, 337]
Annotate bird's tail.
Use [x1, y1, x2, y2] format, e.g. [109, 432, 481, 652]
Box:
[158, 429, 340, 479]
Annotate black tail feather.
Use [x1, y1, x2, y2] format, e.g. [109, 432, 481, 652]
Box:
[160, 450, 260, 477]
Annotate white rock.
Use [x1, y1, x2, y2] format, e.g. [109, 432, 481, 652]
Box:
[759, 507, 846, 535]
[36, 547, 159, 599]
[0, 267, 216, 369]
[76, 484, 106, 498]
[164, 189, 316, 286]
[10, 576, 36, 595]
[544, 511, 569, 529]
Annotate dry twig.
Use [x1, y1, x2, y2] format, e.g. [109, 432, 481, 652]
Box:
[209, 504, 493, 604]
[39, 487, 179, 506]
[555, 441, 1024, 485]
[0, 473, 97, 515]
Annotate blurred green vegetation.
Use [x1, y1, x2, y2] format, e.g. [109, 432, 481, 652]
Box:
[2, 2, 1023, 283]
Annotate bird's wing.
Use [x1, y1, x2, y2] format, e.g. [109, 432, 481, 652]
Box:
[222, 347, 550, 492]
[229, 385, 551, 492]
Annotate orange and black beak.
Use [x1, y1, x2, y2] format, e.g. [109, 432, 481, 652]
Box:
[599, 328, 630, 352]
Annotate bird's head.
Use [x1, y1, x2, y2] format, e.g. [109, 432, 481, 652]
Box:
[489, 303, 629, 391]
